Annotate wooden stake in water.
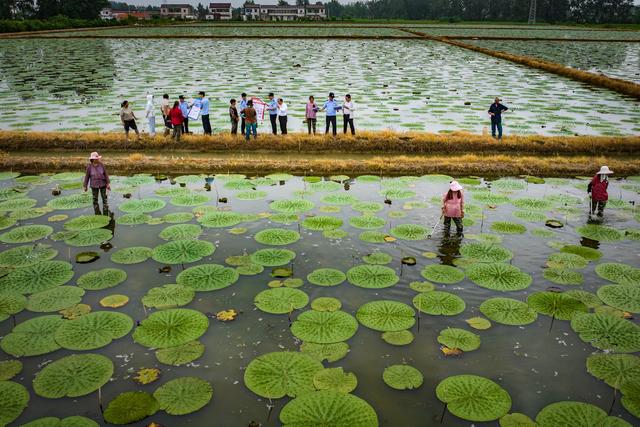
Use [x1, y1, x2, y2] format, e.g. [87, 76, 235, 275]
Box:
[417, 308, 421, 332]
[142, 303, 148, 318]
[98, 386, 104, 414]
[609, 387, 617, 415]
[548, 315, 555, 333]
[440, 403, 447, 423]
[288, 303, 293, 327]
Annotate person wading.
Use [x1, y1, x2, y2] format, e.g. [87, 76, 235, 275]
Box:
[442, 180, 465, 236]
[488, 97, 508, 140]
[588, 166, 613, 217]
[83, 151, 111, 216]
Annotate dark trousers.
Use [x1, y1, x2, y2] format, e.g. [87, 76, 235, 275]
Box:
[182, 117, 189, 134]
[343, 114, 355, 135]
[241, 118, 246, 135]
[444, 216, 463, 234]
[92, 186, 108, 215]
[491, 118, 502, 139]
[162, 115, 172, 136]
[231, 120, 238, 135]
[325, 116, 337, 135]
[307, 118, 316, 134]
[591, 199, 607, 215]
[278, 116, 288, 135]
[269, 114, 278, 135]
[202, 114, 211, 135]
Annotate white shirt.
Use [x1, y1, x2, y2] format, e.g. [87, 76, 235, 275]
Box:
[343, 100, 355, 118]
[277, 103, 288, 117]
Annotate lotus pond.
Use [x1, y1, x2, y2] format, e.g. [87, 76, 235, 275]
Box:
[1, 39, 639, 135]
[406, 27, 640, 40]
[0, 171, 640, 426]
[469, 40, 640, 84]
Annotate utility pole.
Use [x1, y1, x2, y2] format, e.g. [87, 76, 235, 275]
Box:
[528, 0, 537, 24]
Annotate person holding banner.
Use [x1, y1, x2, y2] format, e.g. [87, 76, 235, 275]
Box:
[195, 91, 211, 135]
[267, 92, 278, 135]
[239, 93, 248, 135]
[179, 95, 190, 134]
[321, 92, 341, 136]
[242, 100, 258, 141]
[277, 98, 288, 135]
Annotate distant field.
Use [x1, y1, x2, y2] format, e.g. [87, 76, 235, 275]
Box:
[406, 27, 640, 40]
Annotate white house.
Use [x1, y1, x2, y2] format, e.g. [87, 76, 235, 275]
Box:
[242, 2, 326, 21]
[206, 3, 233, 20]
[160, 4, 196, 19]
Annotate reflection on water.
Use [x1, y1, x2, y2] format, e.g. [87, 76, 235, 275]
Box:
[0, 173, 638, 426]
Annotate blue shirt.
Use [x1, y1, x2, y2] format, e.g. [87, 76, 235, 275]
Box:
[193, 97, 210, 115]
[239, 99, 248, 118]
[267, 98, 278, 115]
[324, 100, 339, 117]
[179, 101, 189, 118]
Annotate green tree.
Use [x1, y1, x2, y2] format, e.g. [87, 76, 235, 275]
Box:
[197, 2, 207, 19]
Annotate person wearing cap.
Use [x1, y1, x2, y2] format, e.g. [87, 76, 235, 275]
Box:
[145, 94, 156, 138]
[120, 100, 140, 141]
[442, 181, 464, 236]
[342, 94, 355, 135]
[179, 95, 190, 134]
[321, 92, 341, 136]
[239, 93, 248, 135]
[194, 91, 211, 135]
[588, 166, 613, 216]
[267, 92, 278, 135]
[277, 98, 288, 135]
[83, 152, 110, 216]
[488, 97, 508, 140]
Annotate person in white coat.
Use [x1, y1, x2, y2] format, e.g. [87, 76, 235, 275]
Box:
[277, 98, 288, 135]
[145, 94, 156, 137]
[342, 94, 355, 135]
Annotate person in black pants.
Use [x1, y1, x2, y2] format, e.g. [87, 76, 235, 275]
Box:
[342, 94, 355, 135]
[488, 97, 508, 140]
[179, 95, 189, 134]
[321, 92, 339, 136]
[277, 98, 288, 135]
[239, 93, 248, 135]
[267, 92, 278, 135]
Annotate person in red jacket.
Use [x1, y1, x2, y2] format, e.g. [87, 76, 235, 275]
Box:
[587, 166, 613, 216]
[168, 101, 184, 142]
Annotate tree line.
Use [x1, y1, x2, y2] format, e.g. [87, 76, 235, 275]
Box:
[1, 0, 108, 20]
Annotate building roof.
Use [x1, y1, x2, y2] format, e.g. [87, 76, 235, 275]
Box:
[209, 3, 231, 7]
[160, 4, 193, 8]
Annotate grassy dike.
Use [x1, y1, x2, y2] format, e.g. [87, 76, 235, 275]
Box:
[0, 131, 639, 177]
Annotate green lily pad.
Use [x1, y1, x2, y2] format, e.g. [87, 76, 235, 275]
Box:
[0, 360, 22, 381]
[176, 264, 239, 292]
[33, 354, 113, 398]
[270, 199, 315, 213]
[313, 367, 357, 393]
[119, 198, 166, 213]
[527, 292, 588, 320]
[389, 224, 429, 240]
[103, 391, 158, 425]
[383, 364, 423, 390]
[595, 263, 640, 286]
[254, 288, 309, 314]
[291, 310, 358, 344]
[535, 401, 631, 427]
[61, 229, 112, 247]
[0, 381, 29, 426]
[110, 246, 153, 264]
[244, 351, 323, 399]
[198, 211, 243, 228]
[586, 353, 640, 390]
[576, 224, 624, 242]
[547, 252, 590, 269]
[560, 245, 602, 261]
[421, 264, 465, 284]
[301, 216, 343, 231]
[597, 285, 640, 313]
[347, 265, 399, 289]
[307, 268, 346, 286]
[170, 193, 211, 206]
[349, 215, 386, 229]
[300, 342, 350, 363]
[155, 341, 205, 366]
[279, 390, 378, 426]
[382, 330, 414, 345]
[355, 300, 415, 332]
[0, 244, 58, 268]
[480, 297, 538, 326]
[152, 239, 215, 264]
[133, 308, 209, 348]
[467, 263, 532, 292]
[413, 291, 465, 316]
[159, 224, 202, 241]
[251, 248, 296, 267]
[571, 312, 640, 353]
[362, 252, 393, 265]
[459, 243, 513, 263]
[436, 374, 512, 422]
[0, 292, 26, 321]
[437, 328, 481, 351]
[543, 268, 584, 285]
[153, 376, 212, 415]
[26, 286, 85, 312]
[77, 268, 127, 290]
[63, 215, 110, 231]
[116, 213, 152, 225]
[311, 297, 342, 312]
[0, 224, 53, 243]
[255, 228, 301, 246]
[162, 212, 195, 223]
[54, 311, 133, 350]
[142, 284, 195, 309]
[512, 198, 552, 210]
[0, 260, 73, 294]
[0, 315, 64, 356]
[46, 193, 92, 210]
[491, 221, 527, 234]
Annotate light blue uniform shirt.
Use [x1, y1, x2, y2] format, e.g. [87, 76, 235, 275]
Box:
[323, 100, 339, 117]
[200, 98, 210, 115]
[179, 101, 189, 118]
[268, 98, 278, 116]
[239, 99, 248, 117]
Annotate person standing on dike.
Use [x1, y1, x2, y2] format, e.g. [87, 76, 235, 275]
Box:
[83, 152, 111, 216]
[488, 97, 508, 140]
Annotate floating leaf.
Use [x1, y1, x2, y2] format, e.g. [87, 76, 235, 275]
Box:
[63, 215, 110, 231]
[307, 268, 346, 287]
[216, 309, 237, 321]
[512, 198, 552, 210]
[46, 193, 93, 210]
[270, 199, 315, 213]
[313, 368, 357, 393]
[176, 264, 239, 292]
[244, 351, 323, 399]
[362, 252, 393, 265]
[382, 330, 414, 345]
[0, 260, 73, 294]
[597, 285, 640, 313]
[162, 212, 195, 223]
[63, 229, 112, 247]
[437, 328, 481, 351]
[55, 311, 133, 350]
[527, 292, 587, 320]
[413, 291, 465, 316]
[547, 252, 590, 269]
[389, 224, 429, 240]
[535, 401, 631, 427]
[586, 353, 640, 389]
[100, 294, 129, 308]
[75, 251, 99, 264]
[103, 391, 158, 425]
[254, 288, 309, 314]
[465, 317, 492, 330]
[153, 376, 212, 415]
[152, 239, 215, 264]
[355, 300, 415, 332]
[159, 224, 202, 241]
[543, 268, 584, 285]
[0, 244, 58, 268]
[300, 342, 349, 363]
[59, 303, 91, 320]
[421, 264, 465, 284]
[0, 224, 53, 243]
[571, 312, 640, 353]
[0, 360, 22, 381]
[142, 284, 195, 309]
[352, 201, 384, 213]
[26, 286, 85, 312]
[301, 216, 343, 231]
[133, 309, 209, 348]
[467, 263, 532, 292]
[110, 246, 152, 264]
[119, 198, 166, 213]
[0, 380, 29, 426]
[33, 354, 113, 398]
[77, 268, 127, 291]
[349, 215, 386, 229]
[255, 228, 300, 246]
[291, 310, 358, 344]
[170, 193, 210, 207]
[358, 231, 388, 243]
[491, 221, 527, 234]
[311, 297, 342, 312]
[250, 248, 296, 267]
[0, 292, 26, 321]
[576, 224, 624, 242]
[279, 390, 378, 426]
[347, 265, 399, 289]
[383, 365, 423, 390]
[565, 290, 602, 309]
[133, 368, 161, 385]
[436, 374, 512, 422]
[155, 341, 205, 366]
[480, 298, 538, 326]
[116, 213, 152, 225]
[459, 243, 513, 263]
[595, 263, 640, 286]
